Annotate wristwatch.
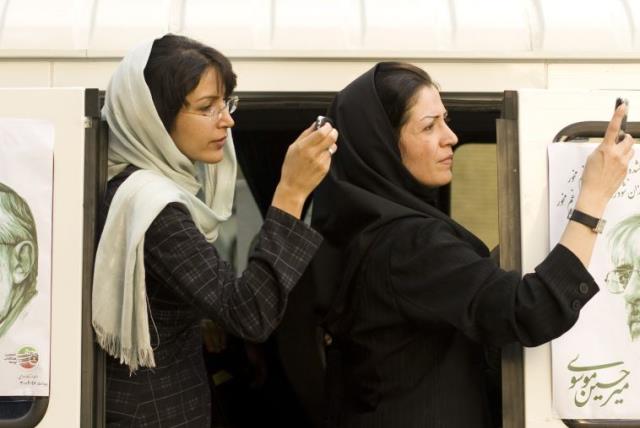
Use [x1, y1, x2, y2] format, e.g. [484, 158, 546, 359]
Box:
[567, 209, 606, 233]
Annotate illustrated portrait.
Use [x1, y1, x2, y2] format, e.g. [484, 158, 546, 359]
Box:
[606, 214, 640, 342]
[0, 182, 38, 338]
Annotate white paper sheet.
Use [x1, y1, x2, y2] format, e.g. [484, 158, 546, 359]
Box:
[0, 118, 53, 396]
[550, 142, 640, 419]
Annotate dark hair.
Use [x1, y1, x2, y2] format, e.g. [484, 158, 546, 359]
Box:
[144, 34, 237, 132]
[374, 62, 435, 137]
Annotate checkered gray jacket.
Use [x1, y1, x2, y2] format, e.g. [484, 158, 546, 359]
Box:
[102, 167, 322, 427]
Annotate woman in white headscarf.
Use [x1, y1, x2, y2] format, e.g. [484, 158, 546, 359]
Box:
[92, 34, 337, 427]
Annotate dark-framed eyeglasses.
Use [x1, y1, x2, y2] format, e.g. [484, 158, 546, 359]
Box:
[181, 96, 239, 121]
[604, 266, 640, 294]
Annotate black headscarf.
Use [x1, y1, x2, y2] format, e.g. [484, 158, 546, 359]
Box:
[310, 63, 486, 319]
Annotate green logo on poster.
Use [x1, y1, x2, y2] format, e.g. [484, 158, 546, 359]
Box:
[4, 346, 39, 370]
[16, 346, 39, 369]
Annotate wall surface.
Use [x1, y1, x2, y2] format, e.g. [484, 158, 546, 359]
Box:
[0, 0, 637, 91]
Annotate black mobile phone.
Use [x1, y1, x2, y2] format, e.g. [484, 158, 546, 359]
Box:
[615, 97, 628, 142]
[313, 115, 333, 130]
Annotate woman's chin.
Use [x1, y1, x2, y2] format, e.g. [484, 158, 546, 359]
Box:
[417, 173, 452, 188]
[199, 151, 224, 164]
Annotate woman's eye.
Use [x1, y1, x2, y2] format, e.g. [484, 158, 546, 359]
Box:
[199, 105, 212, 112]
[424, 124, 435, 132]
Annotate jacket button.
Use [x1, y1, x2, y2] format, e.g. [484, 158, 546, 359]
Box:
[579, 282, 590, 294]
[572, 300, 582, 311]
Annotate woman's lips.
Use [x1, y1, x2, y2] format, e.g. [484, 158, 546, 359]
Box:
[439, 155, 454, 165]
[211, 136, 226, 148]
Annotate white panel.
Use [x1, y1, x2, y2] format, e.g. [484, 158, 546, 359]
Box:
[452, 0, 531, 51]
[0, 61, 51, 86]
[182, 0, 271, 52]
[548, 64, 640, 90]
[0, 88, 86, 427]
[52, 61, 118, 89]
[517, 89, 640, 427]
[362, 0, 447, 51]
[626, 0, 640, 50]
[232, 60, 371, 91]
[0, 0, 636, 58]
[425, 62, 546, 91]
[538, 0, 633, 53]
[88, 0, 171, 55]
[271, 0, 361, 50]
[232, 60, 546, 92]
[0, 0, 90, 52]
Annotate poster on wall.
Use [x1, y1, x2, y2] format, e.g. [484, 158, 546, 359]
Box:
[550, 142, 640, 419]
[0, 118, 53, 396]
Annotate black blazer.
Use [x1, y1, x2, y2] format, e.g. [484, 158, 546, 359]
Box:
[327, 216, 597, 428]
[102, 167, 322, 428]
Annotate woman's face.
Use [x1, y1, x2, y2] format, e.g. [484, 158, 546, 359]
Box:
[170, 66, 234, 164]
[398, 85, 458, 187]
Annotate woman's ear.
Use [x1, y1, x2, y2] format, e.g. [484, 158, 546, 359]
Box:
[11, 241, 35, 285]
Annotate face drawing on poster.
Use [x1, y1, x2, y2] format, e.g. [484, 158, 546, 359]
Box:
[607, 214, 640, 342]
[0, 182, 38, 338]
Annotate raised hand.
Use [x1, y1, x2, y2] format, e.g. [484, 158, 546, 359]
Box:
[272, 122, 339, 218]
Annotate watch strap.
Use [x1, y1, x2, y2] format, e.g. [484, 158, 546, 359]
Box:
[568, 209, 606, 233]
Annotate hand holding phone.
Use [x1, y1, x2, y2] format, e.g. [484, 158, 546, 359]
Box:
[313, 115, 333, 130]
[615, 97, 628, 143]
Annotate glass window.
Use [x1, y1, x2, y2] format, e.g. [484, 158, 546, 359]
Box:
[0, 397, 35, 420]
[450, 143, 498, 250]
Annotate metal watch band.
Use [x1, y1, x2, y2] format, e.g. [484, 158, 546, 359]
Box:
[567, 209, 606, 234]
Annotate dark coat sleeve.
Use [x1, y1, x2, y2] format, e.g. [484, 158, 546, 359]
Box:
[143, 203, 323, 342]
[385, 217, 598, 347]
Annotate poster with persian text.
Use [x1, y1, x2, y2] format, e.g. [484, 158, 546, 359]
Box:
[0, 119, 53, 396]
[550, 142, 640, 419]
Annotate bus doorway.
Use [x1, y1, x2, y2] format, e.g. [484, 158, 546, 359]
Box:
[217, 91, 503, 428]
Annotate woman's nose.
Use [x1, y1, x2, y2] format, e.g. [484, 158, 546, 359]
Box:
[443, 123, 458, 147]
[218, 110, 235, 128]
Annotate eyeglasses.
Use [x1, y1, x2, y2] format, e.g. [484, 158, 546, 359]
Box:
[181, 96, 239, 121]
[604, 266, 640, 294]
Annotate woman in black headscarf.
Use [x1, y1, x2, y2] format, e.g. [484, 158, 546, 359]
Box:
[311, 62, 633, 427]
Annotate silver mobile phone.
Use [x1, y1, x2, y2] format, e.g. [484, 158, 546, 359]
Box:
[313, 115, 333, 130]
[615, 97, 628, 143]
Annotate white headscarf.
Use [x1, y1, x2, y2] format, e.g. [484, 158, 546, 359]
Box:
[92, 37, 237, 372]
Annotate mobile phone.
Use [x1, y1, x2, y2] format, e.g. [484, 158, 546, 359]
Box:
[313, 115, 333, 130]
[615, 97, 628, 142]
